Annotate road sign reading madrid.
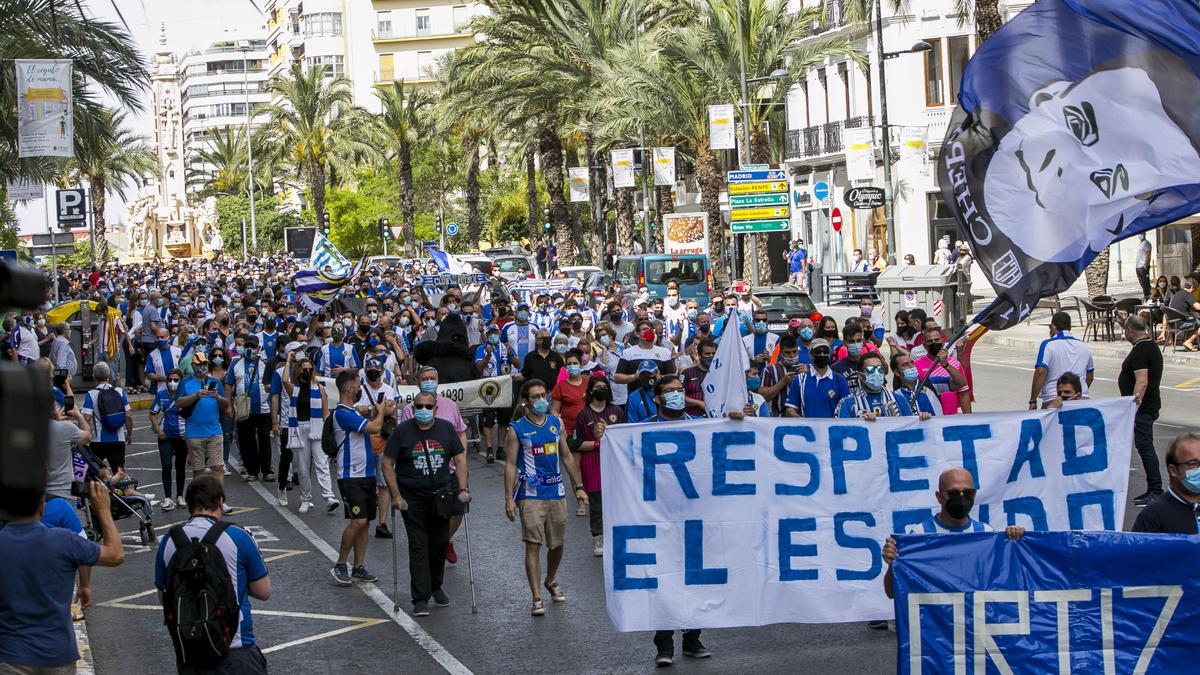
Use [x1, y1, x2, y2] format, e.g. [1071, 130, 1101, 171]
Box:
[727, 169, 786, 183]
[729, 181, 787, 195]
[731, 206, 789, 222]
[731, 219, 789, 234]
[729, 193, 788, 208]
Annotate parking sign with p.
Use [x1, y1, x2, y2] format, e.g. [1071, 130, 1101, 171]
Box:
[56, 188, 86, 231]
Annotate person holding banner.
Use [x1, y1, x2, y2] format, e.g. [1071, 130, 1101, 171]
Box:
[476, 326, 512, 464]
[503, 379, 587, 617]
[913, 326, 971, 415]
[836, 353, 928, 421]
[1133, 433, 1200, 534]
[891, 351, 940, 417]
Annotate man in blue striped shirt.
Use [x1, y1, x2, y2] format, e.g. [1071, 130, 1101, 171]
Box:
[330, 370, 394, 586]
[317, 321, 359, 378]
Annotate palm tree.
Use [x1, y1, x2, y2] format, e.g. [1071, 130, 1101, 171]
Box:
[0, 0, 147, 183]
[68, 108, 156, 261]
[187, 127, 247, 197]
[262, 64, 374, 226]
[373, 80, 432, 255]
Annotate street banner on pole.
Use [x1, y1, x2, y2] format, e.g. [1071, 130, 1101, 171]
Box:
[662, 213, 709, 256]
[893, 530, 1200, 675]
[653, 147, 676, 186]
[709, 104, 736, 150]
[5, 178, 43, 201]
[600, 398, 1135, 631]
[568, 166, 589, 202]
[899, 127, 928, 175]
[16, 60, 73, 158]
[612, 148, 636, 188]
[845, 126, 875, 182]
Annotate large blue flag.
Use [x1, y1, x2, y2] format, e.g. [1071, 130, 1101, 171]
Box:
[939, 0, 1200, 329]
[893, 531, 1200, 674]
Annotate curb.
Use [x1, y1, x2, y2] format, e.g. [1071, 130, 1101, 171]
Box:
[983, 334, 1200, 367]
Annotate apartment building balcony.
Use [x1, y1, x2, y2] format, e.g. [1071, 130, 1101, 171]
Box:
[924, 106, 955, 149]
[372, 28, 472, 44]
[798, 0, 848, 39]
[784, 115, 872, 163]
[374, 70, 437, 87]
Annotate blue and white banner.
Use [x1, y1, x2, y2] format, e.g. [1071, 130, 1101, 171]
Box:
[702, 308, 748, 418]
[600, 399, 1135, 631]
[939, 0, 1200, 329]
[308, 231, 350, 276]
[893, 531, 1200, 674]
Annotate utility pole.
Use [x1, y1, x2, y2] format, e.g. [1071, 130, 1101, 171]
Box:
[736, 0, 759, 285]
[876, 0, 895, 266]
[239, 42, 258, 253]
[632, 0, 652, 252]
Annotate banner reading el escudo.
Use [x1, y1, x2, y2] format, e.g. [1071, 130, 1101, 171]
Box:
[16, 59, 73, 158]
[599, 399, 1135, 631]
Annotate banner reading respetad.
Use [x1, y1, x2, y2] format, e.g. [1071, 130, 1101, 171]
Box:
[600, 399, 1135, 631]
[16, 60, 73, 158]
[893, 531, 1200, 674]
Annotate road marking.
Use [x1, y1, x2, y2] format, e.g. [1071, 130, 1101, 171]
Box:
[127, 450, 158, 457]
[231, 458, 473, 674]
[243, 524, 279, 543]
[259, 547, 309, 564]
[261, 619, 387, 654]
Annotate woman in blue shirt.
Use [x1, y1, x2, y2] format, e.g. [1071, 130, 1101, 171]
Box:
[149, 368, 187, 511]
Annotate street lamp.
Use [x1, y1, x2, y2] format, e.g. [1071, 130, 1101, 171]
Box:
[237, 40, 258, 253]
[875, 0, 934, 265]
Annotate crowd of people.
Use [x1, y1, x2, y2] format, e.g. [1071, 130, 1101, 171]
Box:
[0, 249, 1195, 673]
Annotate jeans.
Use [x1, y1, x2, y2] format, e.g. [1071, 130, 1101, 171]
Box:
[236, 413, 273, 477]
[158, 436, 188, 499]
[399, 495, 450, 604]
[277, 428, 293, 491]
[587, 490, 603, 537]
[1136, 266, 1151, 299]
[1134, 411, 1162, 494]
[654, 629, 702, 654]
[177, 645, 267, 675]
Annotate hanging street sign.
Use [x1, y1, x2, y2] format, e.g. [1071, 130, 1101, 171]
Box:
[731, 219, 790, 234]
[729, 193, 789, 208]
[843, 186, 886, 209]
[730, 206, 790, 222]
[728, 181, 787, 195]
[727, 168, 787, 183]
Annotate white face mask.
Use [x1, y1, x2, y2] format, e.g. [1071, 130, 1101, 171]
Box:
[666, 296, 679, 308]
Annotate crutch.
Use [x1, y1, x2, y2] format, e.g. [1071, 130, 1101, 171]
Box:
[390, 506, 400, 614]
[463, 504, 478, 614]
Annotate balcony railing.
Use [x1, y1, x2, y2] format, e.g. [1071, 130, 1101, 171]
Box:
[785, 115, 874, 159]
[799, 0, 846, 38]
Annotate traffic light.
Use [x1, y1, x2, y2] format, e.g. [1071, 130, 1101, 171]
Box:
[435, 212, 443, 234]
[378, 216, 389, 240]
[543, 207, 551, 231]
[321, 211, 331, 236]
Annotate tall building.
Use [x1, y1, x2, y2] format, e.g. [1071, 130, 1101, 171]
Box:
[178, 35, 272, 197]
[264, 0, 378, 110]
[370, 1, 482, 89]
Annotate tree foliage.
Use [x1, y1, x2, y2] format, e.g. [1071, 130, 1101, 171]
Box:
[215, 195, 302, 256]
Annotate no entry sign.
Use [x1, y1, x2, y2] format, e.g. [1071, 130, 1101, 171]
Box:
[831, 208, 843, 232]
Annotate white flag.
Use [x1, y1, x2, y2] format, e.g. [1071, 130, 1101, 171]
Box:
[16, 60, 73, 158]
[702, 309, 750, 418]
[709, 104, 736, 150]
[653, 147, 676, 186]
[900, 127, 928, 176]
[844, 127, 875, 183]
[568, 166, 589, 202]
[611, 148, 635, 188]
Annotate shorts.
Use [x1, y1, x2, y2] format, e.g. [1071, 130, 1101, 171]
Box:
[186, 436, 224, 470]
[338, 477, 377, 521]
[177, 644, 268, 675]
[481, 407, 512, 427]
[518, 498, 566, 548]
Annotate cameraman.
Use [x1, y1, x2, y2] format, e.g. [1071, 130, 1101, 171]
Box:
[0, 482, 124, 671]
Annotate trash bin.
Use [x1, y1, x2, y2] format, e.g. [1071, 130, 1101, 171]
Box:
[809, 262, 823, 304]
[874, 265, 967, 334]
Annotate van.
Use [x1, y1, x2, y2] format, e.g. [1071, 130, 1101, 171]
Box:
[614, 254, 713, 302]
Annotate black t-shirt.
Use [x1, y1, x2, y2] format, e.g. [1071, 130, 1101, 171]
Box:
[1118, 339, 1162, 417]
[1131, 490, 1199, 534]
[521, 350, 564, 392]
[384, 418, 464, 499]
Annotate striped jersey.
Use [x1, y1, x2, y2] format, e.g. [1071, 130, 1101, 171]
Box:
[501, 322, 538, 365]
[225, 357, 271, 415]
[317, 342, 359, 378]
[82, 384, 131, 442]
[906, 515, 993, 534]
[511, 414, 565, 501]
[332, 403, 374, 479]
[150, 389, 186, 438]
[145, 345, 182, 394]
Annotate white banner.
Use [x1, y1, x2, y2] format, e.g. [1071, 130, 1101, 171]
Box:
[600, 399, 1136, 631]
[611, 148, 635, 188]
[5, 178, 44, 201]
[321, 375, 513, 410]
[709, 104, 736, 150]
[844, 126, 875, 183]
[16, 60, 73, 158]
[662, 213, 709, 256]
[899, 126, 928, 176]
[652, 147, 676, 186]
[568, 166, 589, 202]
[701, 308, 748, 418]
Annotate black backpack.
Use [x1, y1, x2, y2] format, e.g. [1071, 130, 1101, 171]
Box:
[162, 521, 239, 668]
[96, 387, 126, 431]
[321, 414, 339, 458]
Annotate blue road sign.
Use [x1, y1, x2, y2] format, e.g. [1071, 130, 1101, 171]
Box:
[0, 249, 16, 262]
[423, 240, 438, 248]
[727, 168, 787, 183]
[446, 222, 459, 236]
[813, 181, 830, 202]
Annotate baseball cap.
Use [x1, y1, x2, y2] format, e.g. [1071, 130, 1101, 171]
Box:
[191, 351, 208, 364]
[637, 360, 659, 374]
[284, 341, 306, 354]
[808, 338, 830, 351]
[788, 318, 802, 329]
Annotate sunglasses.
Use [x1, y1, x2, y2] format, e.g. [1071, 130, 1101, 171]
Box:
[413, 403, 436, 410]
[864, 365, 885, 374]
[944, 489, 976, 499]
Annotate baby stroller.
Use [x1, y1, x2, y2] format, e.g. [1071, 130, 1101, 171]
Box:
[72, 446, 156, 545]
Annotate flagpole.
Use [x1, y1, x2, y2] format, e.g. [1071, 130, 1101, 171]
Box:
[912, 322, 974, 402]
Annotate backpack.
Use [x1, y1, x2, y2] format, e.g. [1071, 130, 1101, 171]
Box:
[162, 521, 239, 668]
[96, 387, 127, 431]
[321, 414, 339, 458]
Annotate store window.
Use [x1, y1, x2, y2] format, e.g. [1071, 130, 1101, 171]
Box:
[924, 38, 944, 106]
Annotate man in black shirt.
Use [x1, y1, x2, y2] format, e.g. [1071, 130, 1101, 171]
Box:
[520, 330, 563, 394]
[1117, 316, 1164, 506]
[1132, 434, 1200, 534]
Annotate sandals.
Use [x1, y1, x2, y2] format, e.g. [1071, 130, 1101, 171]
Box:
[531, 599, 545, 616]
[544, 579, 567, 603]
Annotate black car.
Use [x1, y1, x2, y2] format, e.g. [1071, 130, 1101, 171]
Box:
[753, 285, 818, 333]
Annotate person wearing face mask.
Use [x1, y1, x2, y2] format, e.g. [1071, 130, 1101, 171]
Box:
[549, 349, 589, 449]
[1028, 312, 1094, 410]
[1042, 372, 1084, 410]
[568, 375, 624, 557]
[890, 351, 940, 417]
[503, 379, 588, 617]
[607, 302, 634, 343]
[519, 330, 565, 397]
[758, 335, 806, 417]
[784, 339, 850, 419]
[914, 326, 971, 415]
[742, 309, 778, 366]
[348, 318, 376, 364]
[144, 327, 182, 395]
[881, 468, 1025, 600]
[531, 294, 559, 333]
[271, 342, 307, 499]
[614, 321, 674, 406]
[477, 327, 514, 464]
[679, 340, 718, 416]
[149, 369, 188, 512]
[357, 354, 399, 534]
[225, 336, 275, 483]
[835, 353, 929, 421]
[317, 321, 360, 378]
[174, 352, 233, 510]
[1132, 434, 1200, 534]
[832, 324, 876, 394]
[280, 352, 338, 516]
[858, 298, 885, 344]
[256, 317, 280, 361]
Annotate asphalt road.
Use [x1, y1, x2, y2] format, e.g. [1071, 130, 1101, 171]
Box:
[83, 341, 1199, 674]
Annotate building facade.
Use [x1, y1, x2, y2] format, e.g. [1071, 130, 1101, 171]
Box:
[370, 1, 482, 89]
[265, 0, 378, 111]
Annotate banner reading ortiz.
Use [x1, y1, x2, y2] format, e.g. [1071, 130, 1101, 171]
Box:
[599, 399, 1135, 631]
[893, 531, 1200, 674]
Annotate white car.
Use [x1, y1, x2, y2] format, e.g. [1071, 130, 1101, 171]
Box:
[558, 265, 601, 282]
[492, 255, 539, 281]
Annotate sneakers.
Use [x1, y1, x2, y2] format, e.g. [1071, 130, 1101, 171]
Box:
[593, 535, 603, 557]
[446, 542, 458, 564]
[277, 490, 288, 506]
[351, 566, 378, 583]
[682, 640, 711, 659]
[495, 448, 507, 462]
[263, 473, 276, 482]
[544, 579, 566, 603]
[485, 449, 495, 464]
[531, 599, 545, 616]
[298, 501, 313, 514]
[327, 499, 341, 514]
[221, 503, 233, 514]
[330, 564, 352, 586]
[161, 497, 175, 512]
[413, 601, 430, 617]
[432, 589, 450, 607]
[375, 523, 393, 539]
[655, 645, 674, 668]
[576, 505, 587, 517]
[223, 466, 232, 476]
[867, 620, 889, 630]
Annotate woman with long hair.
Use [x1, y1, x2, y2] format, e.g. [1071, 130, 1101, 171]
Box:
[569, 375, 624, 556]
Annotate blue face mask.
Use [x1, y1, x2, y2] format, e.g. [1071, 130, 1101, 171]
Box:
[487, 334, 500, 345]
[847, 343, 863, 357]
[566, 364, 581, 377]
[1182, 467, 1200, 494]
[662, 390, 686, 411]
[157, 339, 168, 350]
[532, 398, 550, 415]
[419, 380, 438, 394]
[517, 310, 530, 322]
[753, 321, 768, 334]
[799, 327, 814, 341]
[902, 367, 919, 383]
[414, 408, 435, 425]
[746, 376, 761, 390]
[687, 309, 698, 320]
[864, 370, 886, 390]
[554, 343, 568, 354]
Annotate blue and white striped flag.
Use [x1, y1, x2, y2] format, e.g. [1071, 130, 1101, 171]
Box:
[429, 247, 452, 273]
[309, 231, 351, 276]
[293, 233, 364, 313]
